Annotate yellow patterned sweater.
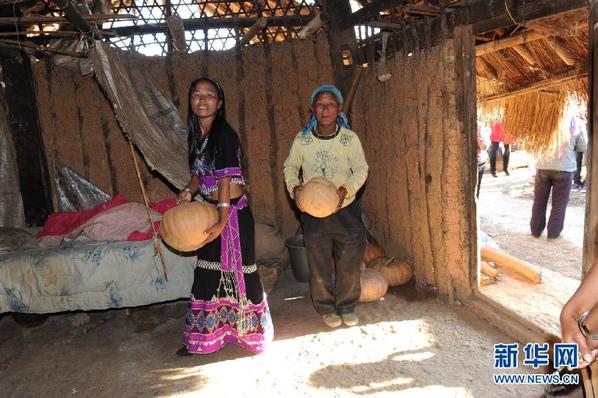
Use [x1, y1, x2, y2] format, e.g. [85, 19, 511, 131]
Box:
[283, 126, 369, 208]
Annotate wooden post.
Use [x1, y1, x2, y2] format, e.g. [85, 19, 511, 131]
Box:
[0, 51, 53, 225]
[343, 64, 364, 115]
[239, 17, 267, 47]
[452, 24, 477, 300]
[585, 0, 598, 276]
[324, 0, 358, 105]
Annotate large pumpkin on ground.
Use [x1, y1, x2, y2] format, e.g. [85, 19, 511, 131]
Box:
[161, 202, 219, 252]
[359, 269, 389, 302]
[362, 241, 385, 264]
[297, 177, 338, 218]
[368, 257, 413, 286]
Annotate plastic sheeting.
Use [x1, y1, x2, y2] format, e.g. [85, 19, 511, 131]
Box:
[89, 41, 189, 189]
[53, 159, 111, 212]
[0, 98, 25, 228]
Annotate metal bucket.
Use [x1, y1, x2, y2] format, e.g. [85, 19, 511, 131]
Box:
[285, 234, 310, 283]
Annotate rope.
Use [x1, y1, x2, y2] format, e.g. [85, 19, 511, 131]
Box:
[128, 140, 169, 282]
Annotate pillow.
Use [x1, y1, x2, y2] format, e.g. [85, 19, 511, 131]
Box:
[0, 227, 33, 251]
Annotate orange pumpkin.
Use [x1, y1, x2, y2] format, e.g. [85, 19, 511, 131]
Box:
[359, 269, 388, 302]
[362, 241, 385, 264]
[297, 176, 338, 218]
[160, 202, 219, 252]
[369, 257, 413, 286]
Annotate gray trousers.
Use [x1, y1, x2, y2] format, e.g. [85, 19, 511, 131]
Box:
[301, 200, 365, 315]
[530, 170, 573, 239]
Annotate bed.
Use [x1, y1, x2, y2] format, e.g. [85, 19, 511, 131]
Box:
[0, 238, 195, 314]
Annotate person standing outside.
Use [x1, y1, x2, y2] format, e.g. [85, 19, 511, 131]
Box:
[488, 121, 512, 177]
[530, 122, 587, 240]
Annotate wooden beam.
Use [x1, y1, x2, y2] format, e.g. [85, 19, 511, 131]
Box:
[54, 0, 100, 39]
[0, 30, 115, 38]
[476, 29, 547, 56]
[109, 15, 311, 37]
[403, 3, 442, 17]
[552, 37, 577, 66]
[480, 69, 587, 102]
[166, 15, 187, 52]
[513, 44, 539, 66]
[346, 0, 405, 29]
[365, 21, 402, 30]
[238, 17, 267, 46]
[585, 0, 598, 276]
[457, 0, 589, 35]
[0, 39, 86, 57]
[0, 14, 136, 26]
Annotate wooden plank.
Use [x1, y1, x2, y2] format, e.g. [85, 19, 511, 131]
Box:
[458, 0, 589, 35]
[466, 295, 557, 343]
[480, 69, 588, 102]
[481, 246, 542, 284]
[585, 0, 598, 276]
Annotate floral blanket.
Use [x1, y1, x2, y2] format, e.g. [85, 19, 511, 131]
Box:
[0, 239, 195, 314]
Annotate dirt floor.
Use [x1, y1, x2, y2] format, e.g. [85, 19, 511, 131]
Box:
[478, 161, 585, 281]
[0, 157, 587, 398]
[0, 267, 581, 398]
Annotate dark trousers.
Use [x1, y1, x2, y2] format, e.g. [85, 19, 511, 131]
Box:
[530, 170, 573, 239]
[301, 200, 365, 315]
[477, 162, 485, 198]
[574, 151, 584, 185]
[489, 141, 510, 174]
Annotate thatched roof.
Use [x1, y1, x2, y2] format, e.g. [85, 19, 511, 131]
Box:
[476, 8, 588, 154]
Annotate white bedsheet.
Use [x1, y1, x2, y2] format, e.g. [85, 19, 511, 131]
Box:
[0, 239, 195, 314]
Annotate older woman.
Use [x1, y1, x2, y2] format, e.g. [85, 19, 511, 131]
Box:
[283, 85, 368, 328]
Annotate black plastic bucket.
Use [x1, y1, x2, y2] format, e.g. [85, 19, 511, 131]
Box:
[285, 234, 310, 283]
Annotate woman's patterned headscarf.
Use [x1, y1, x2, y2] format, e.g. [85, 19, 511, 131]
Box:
[301, 84, 350, 137]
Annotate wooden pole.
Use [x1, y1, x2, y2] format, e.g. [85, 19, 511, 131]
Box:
[166, 15, 187, 53]
[513, 44, 539, 66]
[239, 17, 267, 47]
[128, 141, 168, 282]
[552, 37, 577, 66]
[343, 64, 364, 115]
[0, 39, 87, 57]
[476, 30, 547, 56]
[480, 69, 587, 103]
[0, 14, 136, 26]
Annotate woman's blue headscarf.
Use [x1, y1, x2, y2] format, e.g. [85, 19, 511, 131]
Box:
[301, 84, 350, 137]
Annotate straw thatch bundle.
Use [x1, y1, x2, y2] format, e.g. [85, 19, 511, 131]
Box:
[503, 92, 566, 156]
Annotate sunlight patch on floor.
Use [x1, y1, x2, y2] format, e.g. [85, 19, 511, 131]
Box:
[151, 318, 481, 398]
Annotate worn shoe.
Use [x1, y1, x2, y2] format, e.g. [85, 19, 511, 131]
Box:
[175, 346, 192, 356]
[491, 172, 497, 178]
[504, 170, 510, 176]
[322, 313, 342, 328]
[547, 235, 561, 241]
[341, 312, 359, 327]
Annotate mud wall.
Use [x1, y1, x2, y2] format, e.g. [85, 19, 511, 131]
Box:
[32, 38, 333, 239]
[352, 25, 477, 298]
